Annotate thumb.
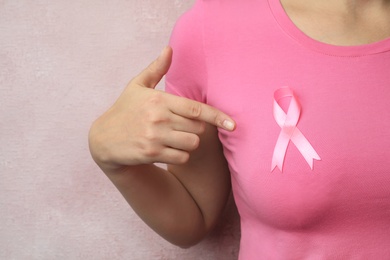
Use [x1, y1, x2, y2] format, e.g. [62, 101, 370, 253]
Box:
[135, 46, 173, 89]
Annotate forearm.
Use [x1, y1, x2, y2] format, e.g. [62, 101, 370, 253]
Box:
[105, 164, 208, 248]
[88, 47, 235, 248]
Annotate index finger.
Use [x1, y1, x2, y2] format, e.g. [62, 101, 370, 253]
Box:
[167, 94, 236, 131]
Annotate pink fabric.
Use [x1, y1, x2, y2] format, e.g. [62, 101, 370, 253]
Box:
[165, 0, 390, 259]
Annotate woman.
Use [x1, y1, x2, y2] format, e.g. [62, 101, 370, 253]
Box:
[89, 0, 390, 258]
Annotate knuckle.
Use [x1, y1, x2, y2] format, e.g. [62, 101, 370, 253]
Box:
[197, 122, 206, 134]
[141, 143, 160, 158]
[142, 94, 170, 125]
[137, 131, 160, 154]
[146, 91, 164, 106]
[143, 128, 159, 142]
[213, 114, 222, 127]
[143, 111, 169, 127]
[144, 111, 162, 124]
[188, 103, 202, 118]
[176, 152, 190, 164]
[188, 135, 200, 151]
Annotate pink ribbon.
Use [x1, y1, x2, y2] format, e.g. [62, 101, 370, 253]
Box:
[271, 87, 321, 172]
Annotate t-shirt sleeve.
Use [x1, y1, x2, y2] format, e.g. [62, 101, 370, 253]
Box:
[165, 0, 207, 103]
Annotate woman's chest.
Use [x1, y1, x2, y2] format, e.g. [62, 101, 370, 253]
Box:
[206, 54, 390, 228]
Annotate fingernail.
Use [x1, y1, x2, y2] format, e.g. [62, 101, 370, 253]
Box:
[223, 120, 235, 131]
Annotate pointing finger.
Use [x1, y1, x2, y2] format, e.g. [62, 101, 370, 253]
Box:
[167, 95, 236, 131]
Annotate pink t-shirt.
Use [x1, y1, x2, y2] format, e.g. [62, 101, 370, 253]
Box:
[165, 0, 390, 259]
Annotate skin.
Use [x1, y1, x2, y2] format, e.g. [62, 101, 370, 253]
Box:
[89, 47, 235, 247]
[281, 0, 390, 45]
[89, 0, 390, 248]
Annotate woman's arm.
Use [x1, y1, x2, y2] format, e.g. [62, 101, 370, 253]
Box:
[105, 124, 230, 248]
[88, 47, 234, 247]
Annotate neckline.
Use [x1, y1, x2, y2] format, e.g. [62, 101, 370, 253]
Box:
[268, 0, 390, 57]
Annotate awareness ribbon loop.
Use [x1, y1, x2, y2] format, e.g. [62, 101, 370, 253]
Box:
[271, 87, 321, 172]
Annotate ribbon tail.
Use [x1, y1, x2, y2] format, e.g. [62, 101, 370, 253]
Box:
[271, 158, 283, 172]
[271, 131, 290, 172]
[291, 129, 321, 170]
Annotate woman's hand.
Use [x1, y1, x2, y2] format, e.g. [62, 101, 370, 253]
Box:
[88, 47, 235, 172]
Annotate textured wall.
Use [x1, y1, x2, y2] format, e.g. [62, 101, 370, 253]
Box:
[0, 1, 240, 259]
